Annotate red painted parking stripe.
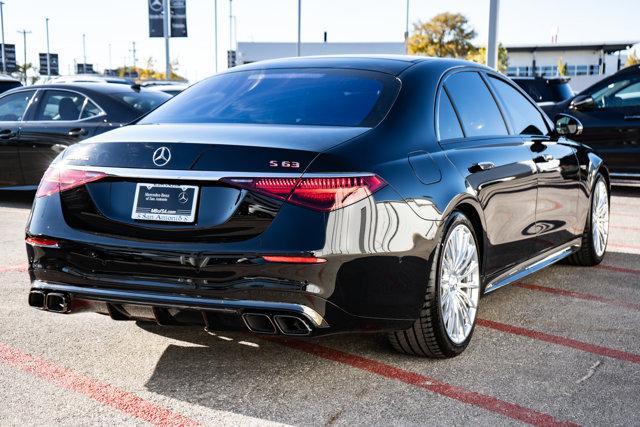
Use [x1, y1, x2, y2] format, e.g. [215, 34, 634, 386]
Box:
[0, 343, 200, 427]
[477, 319, 640, 365]
[0, 264, 27, 273]
[514, 283, 640, 310]
[276, 339, 576, 426]
[596, 264, 640, 276]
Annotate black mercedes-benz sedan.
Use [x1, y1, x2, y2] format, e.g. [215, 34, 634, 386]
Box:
[26, 56, 609, 358]
[0, 83, 170, 190]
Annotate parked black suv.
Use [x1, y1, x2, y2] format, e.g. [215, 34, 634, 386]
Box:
[512, 76, 573, 108]
[546, 65, 640, 180]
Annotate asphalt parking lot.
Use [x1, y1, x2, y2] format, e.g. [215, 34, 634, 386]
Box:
[0, 188, 639, 426]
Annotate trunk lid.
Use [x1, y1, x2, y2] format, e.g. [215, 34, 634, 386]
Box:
[57, 123, 369, 243]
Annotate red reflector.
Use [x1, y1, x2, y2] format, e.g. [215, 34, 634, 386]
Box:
[36, 168, 108, 198]
[222, 175, 386, 211]
[262, 256, 327, 264]
[25, 236, 59, 248]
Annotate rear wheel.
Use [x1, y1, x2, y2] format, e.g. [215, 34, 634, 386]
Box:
[567, 174, 609, 266]
[388, 212, 480, 358]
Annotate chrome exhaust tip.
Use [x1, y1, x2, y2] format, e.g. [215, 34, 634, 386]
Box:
[45, 292, 70, 313]
[274, 315, 312, 336]
[242, 313, 277, 334]
[28, 290, 46, 309]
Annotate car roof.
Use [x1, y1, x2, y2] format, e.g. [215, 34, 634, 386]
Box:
[3, 82, 153, 97]
[227, 54, 480, 76]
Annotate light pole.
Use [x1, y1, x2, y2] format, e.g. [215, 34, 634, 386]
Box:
[45, 18, 51, 78]
[0, 1, 6, 74]
[228, 0, 233, 51]
[17, 29, 31, 83]
[297, 0, 301, 57]
[82, 33, 87, 73]
[163, 0, 171, 79]
[214, 0, 218, 72]
[486, 0, 500, 70]
[404, 0, 410, 54]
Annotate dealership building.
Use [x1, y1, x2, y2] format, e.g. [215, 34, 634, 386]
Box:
[235, 40, 637, 90]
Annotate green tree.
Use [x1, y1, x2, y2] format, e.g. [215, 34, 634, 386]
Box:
[626, 50, 640, 67]
[408, 13, 476, 58]
[15, 63, 34, 84]
[466, 44, 509, 73]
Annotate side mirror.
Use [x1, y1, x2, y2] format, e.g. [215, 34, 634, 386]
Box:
[554, 113, 583, 136]
[570, 94, 595, 111]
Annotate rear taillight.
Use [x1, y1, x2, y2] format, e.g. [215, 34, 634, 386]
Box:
[25, 236, 59, 248]
[222, 175, 386, 212]
[36, 167, 108, 198]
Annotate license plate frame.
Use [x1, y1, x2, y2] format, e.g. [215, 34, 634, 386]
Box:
[131, 183, 199, 223]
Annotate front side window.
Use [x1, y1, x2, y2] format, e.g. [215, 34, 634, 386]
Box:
[0, 90, 35, 121]
[437, 91, 463, 140]
[591, 78, 640, 109]
[444, 72, 508, 137]
[140, 68, 401, 127]
[34, 90, 86, 121]
[490, 77, 548, 136]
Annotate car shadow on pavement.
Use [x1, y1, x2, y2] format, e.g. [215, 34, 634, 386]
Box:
[137, 322, 392, 425]
[0, 191, 35, 210]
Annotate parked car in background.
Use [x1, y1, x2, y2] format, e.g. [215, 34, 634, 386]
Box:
[546, 65, 640, 181]
[45, 75, 134, 85]
[0, 75, 22, 94]
[0, 83, 170, 189]
[512, 76, 574, 109]
[25, 56, 608, 358]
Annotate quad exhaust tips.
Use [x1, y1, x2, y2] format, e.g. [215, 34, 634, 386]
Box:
[28, 290, 70, 313]
[242, 313, 312, 336]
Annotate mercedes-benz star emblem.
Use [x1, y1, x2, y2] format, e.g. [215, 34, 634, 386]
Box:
[149, 0, 163, 13]
[152, 146, 171, 167]
[178, 192, 189, 204]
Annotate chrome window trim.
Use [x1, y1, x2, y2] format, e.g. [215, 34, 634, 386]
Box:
[57, 164, 373, 181]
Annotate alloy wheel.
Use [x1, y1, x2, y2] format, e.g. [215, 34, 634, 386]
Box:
[591, 180, 609, 258]
[439, 224, 480, 344]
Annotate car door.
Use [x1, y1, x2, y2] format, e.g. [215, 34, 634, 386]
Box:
[488, 74, 581, 253]
[437, 71, 539, 277]
[0, 89, 36, 187]
[571, 75, 640, 177]
[18, 89, 106, 185]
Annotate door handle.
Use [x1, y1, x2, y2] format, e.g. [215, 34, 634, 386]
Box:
[534, 154, 554, 163]
[469, 162, 495, 172]
[68, 128, 87, 137]
[0, 129, 16, 139]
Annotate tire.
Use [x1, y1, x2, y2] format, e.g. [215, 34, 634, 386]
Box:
[567, 174, 609, 266]
[388, 211, 481, 358]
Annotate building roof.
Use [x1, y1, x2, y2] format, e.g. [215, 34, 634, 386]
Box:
[506, 42, 638, 54]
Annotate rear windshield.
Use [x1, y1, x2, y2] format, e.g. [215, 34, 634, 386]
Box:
[139, 68, 401, 127]
[110, 91, 171, 116]
[514, 80, 573, 103]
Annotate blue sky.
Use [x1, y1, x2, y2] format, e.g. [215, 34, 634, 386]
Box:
[5, 0, 640, 81]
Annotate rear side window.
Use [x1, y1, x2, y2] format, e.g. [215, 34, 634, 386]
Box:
[444, 72, 508, 137]
[140, 68, 401, 127]
[437, 91, 463, 140]
[34, 90, 86, 121]
[489, 77, 548, 136]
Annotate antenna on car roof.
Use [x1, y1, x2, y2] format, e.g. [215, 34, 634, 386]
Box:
[131, 83, 141, 92]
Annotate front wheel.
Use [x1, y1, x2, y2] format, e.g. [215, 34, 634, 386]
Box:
[388, 212, 481, 358]
[567, 174, 609, 266]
